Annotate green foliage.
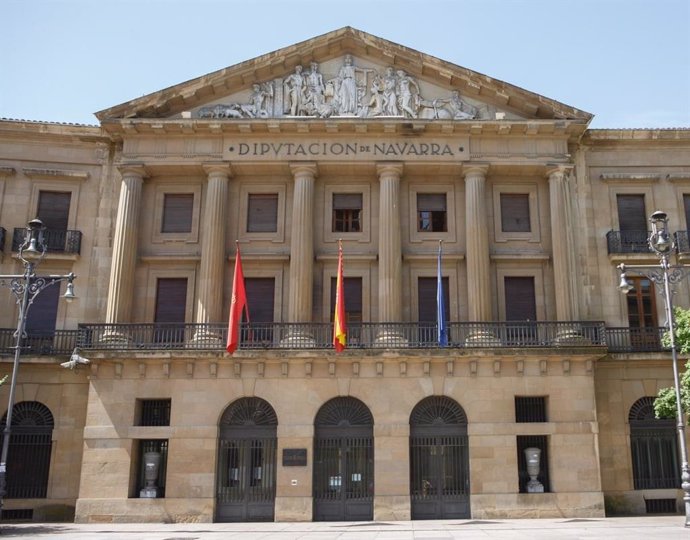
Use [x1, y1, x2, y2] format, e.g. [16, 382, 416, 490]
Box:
[655, 307, 690, 421]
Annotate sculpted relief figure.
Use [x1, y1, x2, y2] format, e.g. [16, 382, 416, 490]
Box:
[382, 67, 399, 116]
[445, 90, 477, 119]
[284, 65, 306, 116]
[331, 54, 374, 116]
[242, 83, 273, 118]
[396, 70, 420, 118]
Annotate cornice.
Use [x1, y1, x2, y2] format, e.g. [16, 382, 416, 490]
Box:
[23, 168, 90, 182]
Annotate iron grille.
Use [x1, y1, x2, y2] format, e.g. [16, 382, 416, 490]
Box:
[216, 438, 277, 505]
[136, 439, 168, 498]
[515, 397, 547, 423]
[12, 227, 82, 254]
[517, 435, 550, 493]
[645, 498, 678, 514]
[1, 509, 33, 521]
[606, 230, 652, 254]
[410, 436, 469, 501]
[138, 399, 171, 426]
[0, 227, 5, 252]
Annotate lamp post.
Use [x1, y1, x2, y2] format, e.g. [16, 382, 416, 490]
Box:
[617, 210, 690, 525]
[0, 218, 76, 513]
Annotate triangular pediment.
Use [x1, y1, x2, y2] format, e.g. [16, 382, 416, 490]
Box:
[96, 27, 591, 124]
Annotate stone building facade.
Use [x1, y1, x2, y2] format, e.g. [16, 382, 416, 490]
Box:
[0, 27, 688, 523]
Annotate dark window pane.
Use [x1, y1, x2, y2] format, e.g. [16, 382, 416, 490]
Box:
[162, 193, 193, 233]
[417, 193, 447, 232]
[500, 193, 530, 232]
[515, 397, 547, 422]
[247, 194, 278, 232]
[37, 191, 70, 230]
[25, 279, 60, 335]
[245, 278, 275, 323]
[504, 277, 536, 321]
[417, 277, 449, 322]
[154, 278, 187, 323]
[617, 194, 647, 233]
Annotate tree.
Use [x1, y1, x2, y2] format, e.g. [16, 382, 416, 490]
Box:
[653, 307, 690, 421]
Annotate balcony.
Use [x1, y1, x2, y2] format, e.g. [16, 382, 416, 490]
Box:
[12, 227, 82, 255]
[75, 321, 607, 351]
[606, 230, 652, 254]
[674, 230, 690, 254]
[0, 329, 80, 356]
[606, 327, 668, 353]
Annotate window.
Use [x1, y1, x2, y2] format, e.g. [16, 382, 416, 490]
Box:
[247, 194, 278, 232]
[330, 277, 363, 343]
[684, 194, 690, 230]
[134, 439, 168, 498]
[417, 277, 450, 344]
[626, 277, 660, 349]
[616, 194, 648, 252]
[154, 278, 187, 343]
[500, 193, 530, 232]
[517, 435, 550, 493]
[244, 278, 275, 343]
[504, 277, 537, 346]
[25, 278, 60, 345]
[417, 193, 447, 232]
[332, 193, 362, 232]
[629, 397, 678, 489]
[161, 193, 193, 233]
[137, 399, 171, 426]
[37, 190, 71, 251]
[515, 397, 547, 423]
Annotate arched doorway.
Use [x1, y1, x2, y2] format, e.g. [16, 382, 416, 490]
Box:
[409, 396, 470, 519]
[216, 397, 277, 522]
[313, 397, 373, 521]
[629, 396, 679, 489]
[0, 401, 54, 498]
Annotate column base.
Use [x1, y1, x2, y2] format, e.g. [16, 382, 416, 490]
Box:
[553, 328, 591, 346]
[465, 329, 502, 347]
[280, 331, 316, 348]
[374, 330, 408, 347]
[187, 330, 224, 348]
[97, 332, 133, 348]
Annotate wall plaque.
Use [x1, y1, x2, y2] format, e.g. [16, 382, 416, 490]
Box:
[282, 448, 308, 467]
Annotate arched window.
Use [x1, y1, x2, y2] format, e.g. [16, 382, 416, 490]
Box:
[0, 401, 54, 498]
[629, 397, 678, 489]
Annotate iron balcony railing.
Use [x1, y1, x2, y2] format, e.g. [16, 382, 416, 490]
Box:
[75, 321, 607, 351]
[674, 230, 690, 254]
[0, 329, 80, 356]
[605, 327, 669, 353]
[606, 230, 652, 254]
[0, 226, 5, 252]
[12, 227, 82, 255]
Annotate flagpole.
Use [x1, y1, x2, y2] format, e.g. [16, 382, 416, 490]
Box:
[333, 239, 347, 352]
[437, 240, 448, 347]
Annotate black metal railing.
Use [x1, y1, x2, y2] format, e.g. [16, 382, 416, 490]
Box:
[12, 227, 82, 254]
[674, 230, 690, 254]
[0, 329, 80, 356]
[0, 226, 5, 252]
[606, 230, 652, 254]
[75, 321, 606, 351]
[606, 327, 669, 353]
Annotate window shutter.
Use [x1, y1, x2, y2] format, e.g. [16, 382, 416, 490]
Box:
[617, 194, 647, 232]
[161, 194, 193, 233]
[154, 278, 187, 323]
[333, 193, 362, 210]
[417, 277, 449, 322]
[500, 193, 530, 232]
[246, 278, 275, 323]
[504, 277, 537, 321]
[417, 193, 446, 211]
[25, 280, 60, 334]
[330, 277, 362, 320]
[247, 194, 278, 232]
[37, 191, 71, 230]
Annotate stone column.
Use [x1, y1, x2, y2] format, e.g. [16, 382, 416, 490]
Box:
[103, 165, 146, 341]
[376, 163, 404, 344]
[464, 165, 497, 345]
[548, 166, 582, 342]
[193, 164, 232, 343]
[285, 163, 317, 345]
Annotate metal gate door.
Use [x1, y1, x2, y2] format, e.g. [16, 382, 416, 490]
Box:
[216, 398, 277, 522]
[314, 397, 374, 521]
[410, 396, 470, 520]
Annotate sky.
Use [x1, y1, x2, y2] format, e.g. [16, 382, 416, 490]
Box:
[1, 0, 689, 129]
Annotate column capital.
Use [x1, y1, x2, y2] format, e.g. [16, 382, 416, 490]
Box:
[462, 163, 490, 179]
[376, 162, 403, 179]
[289, 162, 318, 179]
[545, 164, 574, 181]
[116, 163, 148, 179]
[202, 162, 233, 179]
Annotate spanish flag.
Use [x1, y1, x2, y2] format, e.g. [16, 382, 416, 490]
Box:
[333, 241, 347, 352]
[226, 244, 249, 354]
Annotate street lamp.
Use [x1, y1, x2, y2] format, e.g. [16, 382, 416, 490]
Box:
[617, 210, 690, 526]
[0, 218, 77, 513]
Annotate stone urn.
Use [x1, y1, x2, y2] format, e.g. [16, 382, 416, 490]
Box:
[140, 451, 161, 498]
[524, 447, 544, 493]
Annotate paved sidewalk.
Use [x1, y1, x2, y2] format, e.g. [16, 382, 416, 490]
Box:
[0, 517, 688, 539]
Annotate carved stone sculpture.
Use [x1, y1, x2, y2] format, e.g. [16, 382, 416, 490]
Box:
[284, 65, 306, 116]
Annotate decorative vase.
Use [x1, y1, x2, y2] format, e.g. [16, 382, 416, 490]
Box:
[524, 447, 544, 493]
[140, 451, 161, 498]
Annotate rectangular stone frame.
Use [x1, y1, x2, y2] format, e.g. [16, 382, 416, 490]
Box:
[492, 183, 540, 243]
[407, 183, 457, 244]
[151, 182, 202, 245]
[323, 182, 371, 244]
[237, 183, 286, 243]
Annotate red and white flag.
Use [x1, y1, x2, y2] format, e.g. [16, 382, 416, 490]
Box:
[333, 241, 347, 352]
[226, 245, 249, 354]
